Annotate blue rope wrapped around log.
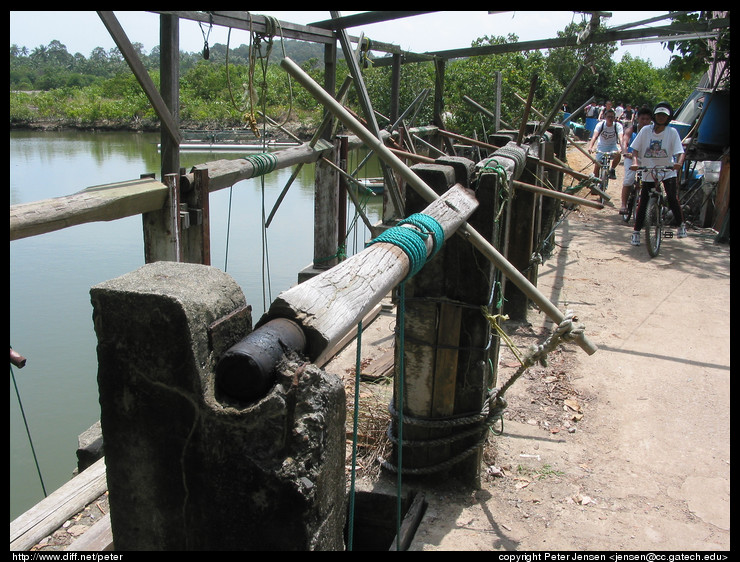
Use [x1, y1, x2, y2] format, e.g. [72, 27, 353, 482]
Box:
[367, 213, 444, 280]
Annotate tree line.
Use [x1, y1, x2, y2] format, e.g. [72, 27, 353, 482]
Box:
[10, 17, 716, 138]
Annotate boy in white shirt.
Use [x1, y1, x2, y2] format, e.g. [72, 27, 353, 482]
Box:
[628, 102, 686, 246]
[587, 108, 623, 180]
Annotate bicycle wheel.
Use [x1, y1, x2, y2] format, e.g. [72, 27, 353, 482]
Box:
[644, 198, 662, 257]
[623, 190, 636, 223]
[599, 168, 609, 204]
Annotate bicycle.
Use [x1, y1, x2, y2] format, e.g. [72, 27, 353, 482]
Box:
[596, 150, 620, 204]
[621, 169, 642, 225]
[636, 166, 676, 258]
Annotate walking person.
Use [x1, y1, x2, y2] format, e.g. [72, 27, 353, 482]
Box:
[620, 106, 653, 215]
[628, 102, 686, 246]
[587, 108, 623, 180]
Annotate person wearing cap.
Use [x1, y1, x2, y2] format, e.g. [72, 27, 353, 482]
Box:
[628, 102, 686, 246]
[587, 108, 623, 180]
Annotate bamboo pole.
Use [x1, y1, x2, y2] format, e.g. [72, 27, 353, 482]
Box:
[280, 56, 598, 356]
[512, 180, 603, 209]
[517, 74, 538, 145]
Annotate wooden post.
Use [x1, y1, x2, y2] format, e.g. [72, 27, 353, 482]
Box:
[397, 158, 501, 484]
[503, 150, 539, 320]
[181, 168, 211, 265]
[338, 136, 349, 259]
[143, 173, 181, 263]
[159, 14, 180, 179]
[307, 138, 340, 274]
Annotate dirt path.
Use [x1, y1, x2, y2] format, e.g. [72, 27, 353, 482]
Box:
[330, 145, 731, 552]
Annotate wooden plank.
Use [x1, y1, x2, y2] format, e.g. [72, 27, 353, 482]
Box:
[10, 140, 334, 243]
[10, 178, 167, 241]
[10, 457, 107, 551]
[431, 302, 461, 417]
[65, 513, 113, 552]
[184, 140, 334, 193]
[389, 492, 426, 551]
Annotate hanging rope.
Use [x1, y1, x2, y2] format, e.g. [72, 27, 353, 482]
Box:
[10, 353, 47, 497]
[198, 12, 213, 60]
[347, 320, 363, 551]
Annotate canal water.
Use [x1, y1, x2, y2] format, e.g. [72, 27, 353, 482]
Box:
[9, 130, 384, 520]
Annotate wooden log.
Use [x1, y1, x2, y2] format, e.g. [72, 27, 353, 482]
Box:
[184, 140, 334, 193]
[10, 178, 167, 241]
[65, 513, 113, 551]
[260, 184, 479, 366]
[10, 457, 107, 551]
[281, 56, 598, 356]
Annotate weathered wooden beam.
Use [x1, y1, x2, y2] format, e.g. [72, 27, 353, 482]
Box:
[260, 183, 479, 367]
[183, 140, 334, 193]
[280, 56, 598, 355]
[10, 178, 168, 241]
[371, 24, 723, 66]
[10, 458, 107, 551]
[153, 11, 335, 44]
[215, 183, 478, 402]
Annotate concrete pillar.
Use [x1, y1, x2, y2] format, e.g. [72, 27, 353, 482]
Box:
[91, 261, 346, 550]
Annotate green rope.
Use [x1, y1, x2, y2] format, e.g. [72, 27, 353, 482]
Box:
[366, 213, 443, 549]
[479, 158, 511, 223]
[396, 282, 406, 550]
[243, 152, 278, 177]
[366, 213, 444, 280]
[314, 244, 347, 264]
[348, 320, 362, 551]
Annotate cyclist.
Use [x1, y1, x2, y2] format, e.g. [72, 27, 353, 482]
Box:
[587, 108, 623, 180]
[620, 106, 653, 215]
[628, 102, 686, 246]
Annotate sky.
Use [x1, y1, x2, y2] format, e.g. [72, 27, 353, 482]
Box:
[10, 11, 677, 68]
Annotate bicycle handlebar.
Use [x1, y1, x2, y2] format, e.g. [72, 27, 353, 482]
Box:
[633, 166, 675, 182]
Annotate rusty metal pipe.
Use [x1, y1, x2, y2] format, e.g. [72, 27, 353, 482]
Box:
[215, 318, 307, 402]
[10, 347, 26, 368]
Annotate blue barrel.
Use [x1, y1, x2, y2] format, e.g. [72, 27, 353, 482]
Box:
[561, 112, 572, 124]
[697, 90, 729, 149]
[585, 117, 598, 136]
